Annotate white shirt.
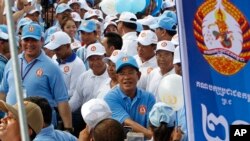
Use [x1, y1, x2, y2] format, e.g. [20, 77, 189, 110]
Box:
[69, 68, 109, 112]
[96, 78, 118, 99]
[135, 55, 158, 90]
[58, 57, 86, 98]
[121, 32, 138, 56]
[146, 67, 175, 101]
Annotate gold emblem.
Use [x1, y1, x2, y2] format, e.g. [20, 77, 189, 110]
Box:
[193, 0, 250, 75]
[112, 50, 118, 56]
[29, 26, 34, 32]
[122, 57, 128, 62]
[138, 105, 146, 115]
[161, 42, 167, 47]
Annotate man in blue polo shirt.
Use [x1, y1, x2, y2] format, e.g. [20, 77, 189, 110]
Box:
[104, 55, 156, 139]
[0, 23, 73, 130]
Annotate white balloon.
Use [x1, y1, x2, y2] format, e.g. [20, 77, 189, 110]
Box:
[158, 74, 184, 111]
[100, 0, 118, 16]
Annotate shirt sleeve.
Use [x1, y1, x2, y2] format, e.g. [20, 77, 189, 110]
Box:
[0, 61, 11, 94]
[104, 91, 130, 124]
[69, 74, 84, 112]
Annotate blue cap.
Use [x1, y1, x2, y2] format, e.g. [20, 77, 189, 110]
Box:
[17, 18, 32, 31]
[56, 3, 71, 14]
[0, 24, 8, 33]
[151, 17, 176, 31]
[160, 10, 177, 25]
[78, 20, 96, 33]
[86, 0, 94, 7]
[149, 102, 175, 127]
[22, 23, 42, 40]
[116, 55, 139, 72]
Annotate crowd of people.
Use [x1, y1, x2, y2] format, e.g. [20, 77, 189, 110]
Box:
[0, 0, 187, 140]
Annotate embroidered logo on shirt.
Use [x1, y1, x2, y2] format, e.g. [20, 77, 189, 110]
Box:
[36, 68, 43, 77]
[140, 32, 146, 38]
[147, 67, 153, 74]
[138, 105, 146, 115]
[64, 66, 70, 73]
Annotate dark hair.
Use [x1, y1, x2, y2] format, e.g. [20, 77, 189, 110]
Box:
[29, 126, 37, 140]
[24, 96, 52, 126]
[149, 122, 175, 141]
[93, 118, 125, 141]
[122, 22, 137, 31]
[104, 32, 123, 50]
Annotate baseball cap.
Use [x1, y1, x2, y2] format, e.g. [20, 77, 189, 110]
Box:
[71, 12, 81, 22]
[78, 20, 96, 32]
[103, 21, 117, 31]
[17, 18, 33, 31]
[56, 3, 72, 14]
[0, 24, 8, 33]
[103, 50, 125, 63]
[104, 15, 118, 22]
[27, 7, 40, 15]
[149, 102, 175, 127]
[173, 46, 181, 64]
[156, 40, 175, 52]
[117, 12, 137, 24]
[80, 0, 92, 11]
[160, 10, 177, 25]
[22, 23, 42, 40]
[116, 55, 139, 73]
[0, 29, 8, 40]
[81, 98, 112, 129]
[137, 15, 157, 26]
[0, 100, 43, 134]
[71, 41, 82, 50]
[161, 0, 175, 10]
[68, 0, 81, 6]
[86, 42, 106, 59]
[84, 9, 98, 20]
[137, 30, 158, 46]
[150, 17, 176, 31]
[44, 31, 71, 50]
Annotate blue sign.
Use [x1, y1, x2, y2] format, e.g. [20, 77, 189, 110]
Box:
[177, 0, 250, 140]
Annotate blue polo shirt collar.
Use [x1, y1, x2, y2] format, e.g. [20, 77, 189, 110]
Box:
[57, 52, 76, 64]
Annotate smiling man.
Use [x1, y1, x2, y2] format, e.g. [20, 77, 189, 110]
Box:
[104, 55, 155, 139]
[0, 23, 72, 131]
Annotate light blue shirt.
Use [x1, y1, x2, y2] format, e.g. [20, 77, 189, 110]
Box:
[104, 86, 156, 128]
[34, 124, 77, 141]
[0, 51, 68, 107]
[0, 54, 8, 83]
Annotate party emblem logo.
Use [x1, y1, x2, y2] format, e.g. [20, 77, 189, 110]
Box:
[36, 68, 43, 77]
[112, 50, 119, 56]
[138, 105, 146, 115]
[193, 0, 250, 75]
[29, 26, 34, 32]
[64, 66, 70, 73]
[122, 57, 128, 62]
[90, 46, 96, 51]
[161, 41, 168, 47]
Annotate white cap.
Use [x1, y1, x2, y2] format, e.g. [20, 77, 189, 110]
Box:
[171, 33, 179, 46]
[137, 30, 158, 46]
[156, 40, 175, 52]
[0, 29, 8, 40]
[104, 21, 117, 31]
[71, 41, 82, 50]
[173, 46, 181, 64]
[80, 0, 92, 11]
[117, 12, 137, 24]
[81, 99, 112, 129]
[84, 9, 98, 20]
[103, 50, 125, 63]
[104, 15, 118, 22]
[86, 42, 106, 59]
[95, 9, 104, 20]
[68, 0, 81, 6]
[44, 31, 71, 50]
[71, 12, 81, 22]
[137, 15, 157, 26]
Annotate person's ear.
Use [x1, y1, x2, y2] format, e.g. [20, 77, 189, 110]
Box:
[137, 71, 141, 80]
[28, 127, 33, 136]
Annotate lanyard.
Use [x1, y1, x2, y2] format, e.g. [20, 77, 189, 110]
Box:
[21, 59, 38, 81]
